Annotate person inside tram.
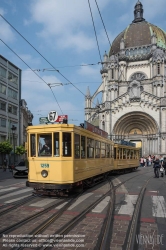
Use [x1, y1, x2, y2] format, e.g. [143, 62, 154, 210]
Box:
[40, 137, 52, 155]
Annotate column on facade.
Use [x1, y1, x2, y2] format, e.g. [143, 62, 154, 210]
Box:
[153, 83, 157, 96]
[157, 83, 161, 97]
[102, 73, 108, 102]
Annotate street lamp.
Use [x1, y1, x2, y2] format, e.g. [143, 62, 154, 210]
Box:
[11, 125, 16, 165]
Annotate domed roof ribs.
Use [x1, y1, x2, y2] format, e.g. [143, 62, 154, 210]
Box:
[133, 0, 145, 23]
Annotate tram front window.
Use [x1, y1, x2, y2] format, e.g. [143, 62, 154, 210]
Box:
[38, 134, 52, 156]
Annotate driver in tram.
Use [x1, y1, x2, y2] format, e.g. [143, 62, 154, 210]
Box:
[40, 137, 52, 155]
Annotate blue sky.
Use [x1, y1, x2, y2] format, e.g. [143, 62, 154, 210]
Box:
[0, 0, 165, 125]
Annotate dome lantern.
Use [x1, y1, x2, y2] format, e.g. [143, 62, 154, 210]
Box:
[133, 0, 145, 23]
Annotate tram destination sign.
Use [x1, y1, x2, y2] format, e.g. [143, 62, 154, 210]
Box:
[84, 121, 108, 138]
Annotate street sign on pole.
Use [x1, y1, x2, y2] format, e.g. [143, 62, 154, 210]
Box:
[39, 117, 49, 124]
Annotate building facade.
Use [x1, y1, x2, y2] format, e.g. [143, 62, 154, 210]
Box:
[0, 55, 33, 163]
[85, 1, 166, 156]
[0, 55, 21, 147]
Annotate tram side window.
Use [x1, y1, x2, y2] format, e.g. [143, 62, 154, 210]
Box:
[62, 132, 71, 157]
[54, 132, 60, 157]
[30, 134, 36, 157]
[81, 136, 86, 158]
[74, 134, 80, 159]
[106, 144, 110, 158]
[95, 141, 100, 158]
[117, 148, 120, 159]
[38, 134, 52, 156]
[114, 148, 116, 159]
[127, 149, 130, 159]
[101, 142, 106, 158]
[87, 138, 94, 158]
[131, 150, 134, 159]
[123, 149, 126, 159]
[120, 148, 122, 159]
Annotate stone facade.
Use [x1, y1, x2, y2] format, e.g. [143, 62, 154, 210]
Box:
[85, 1, 166, 156]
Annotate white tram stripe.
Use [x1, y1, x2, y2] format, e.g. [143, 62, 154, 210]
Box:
[0, 188, 32, 199]
[0, 187, 19, 193]
[118, 195, 138, 216]
[92, 196, 110, 213]
[30, 199, 56, 207]
[4, 194, 31, 203]
[68, 193, 93, 210]
[151, 196, 166, 218]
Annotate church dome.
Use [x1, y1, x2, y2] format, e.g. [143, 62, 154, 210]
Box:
[109, 1, 166, 56]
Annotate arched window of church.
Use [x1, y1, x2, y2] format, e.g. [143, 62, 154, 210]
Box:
[102, 121, 105, 131]
[138, 48, 142, 54]
[130, 49, 134, 56]
[137, 11, 140, 18]
[134, 48, 137, 55]
[126, 50, 129, 56]
[111, 69, 114, 79]
[157, 63, 160, 74]
[143, 47, 147, 54]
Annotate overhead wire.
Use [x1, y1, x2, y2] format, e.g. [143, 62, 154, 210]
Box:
[0, 14, 97, 106]
[87, 0, 102, 63]
[95, 0, 112, 47]
[23, 63, 101, 72]
[0, 39, 64, 115]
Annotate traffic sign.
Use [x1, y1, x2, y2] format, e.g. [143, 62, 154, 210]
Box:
[39, 117, 49, 124]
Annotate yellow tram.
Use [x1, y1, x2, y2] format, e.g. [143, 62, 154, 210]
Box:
[26, 123, 139, 195]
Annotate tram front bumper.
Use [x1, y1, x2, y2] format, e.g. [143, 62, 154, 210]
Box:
[26, 181, 72, 190]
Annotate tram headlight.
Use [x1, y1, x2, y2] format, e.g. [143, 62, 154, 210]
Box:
[41, 170, 48, 178]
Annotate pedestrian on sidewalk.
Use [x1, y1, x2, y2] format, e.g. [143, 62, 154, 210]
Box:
[163, 157, 166, 176]
[3, 158, 7, 172]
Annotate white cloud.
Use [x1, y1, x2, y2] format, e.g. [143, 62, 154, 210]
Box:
[0, 9, 15, 43]
[77, 64, 100, 79]
[22, 69, 64, 100]
[28, 0, 110, 52]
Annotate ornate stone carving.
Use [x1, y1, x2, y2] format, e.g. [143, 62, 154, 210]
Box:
[152, 48, 165, 62]
[161, 98, 166, 107]
[128, 80, 142, 99]
[130, 72, 147, 81]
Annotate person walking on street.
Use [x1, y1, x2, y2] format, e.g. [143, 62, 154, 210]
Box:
[153, 157, 160, 178]
[140, 157, 144, 167]
[3, 158, 7, 172]
[143, 157, 146, 167]
[163, 157, 166, 176]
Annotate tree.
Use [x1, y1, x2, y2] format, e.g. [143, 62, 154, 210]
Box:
[0, 140, 13, 162]
[15, 145, 26, 155]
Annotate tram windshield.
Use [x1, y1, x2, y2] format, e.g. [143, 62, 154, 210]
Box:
[38, 134, 52, 156]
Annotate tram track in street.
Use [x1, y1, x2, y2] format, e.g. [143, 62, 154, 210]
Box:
[11, 170, 149, 250]
[0, 195, 36, 216]
[0, 169, 155, 250]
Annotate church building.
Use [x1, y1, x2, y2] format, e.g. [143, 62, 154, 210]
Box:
[85, 1, 166, 156]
